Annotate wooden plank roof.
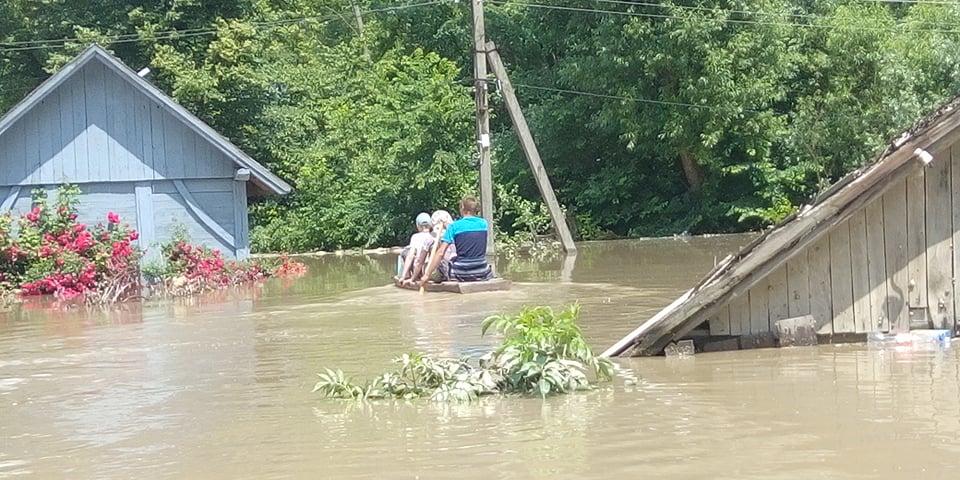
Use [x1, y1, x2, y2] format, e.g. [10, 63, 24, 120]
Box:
[603, 97, 960, 357]
[0, 44, 292, 195]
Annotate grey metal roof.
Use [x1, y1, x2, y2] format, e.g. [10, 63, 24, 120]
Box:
[0, 44, 292, 195]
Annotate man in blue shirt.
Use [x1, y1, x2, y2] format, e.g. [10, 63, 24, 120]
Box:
[420, 197, 493, 285]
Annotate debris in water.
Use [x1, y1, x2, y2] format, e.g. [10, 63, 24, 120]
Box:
[664, 339, 695, 357]
[867, 330, 951, 351]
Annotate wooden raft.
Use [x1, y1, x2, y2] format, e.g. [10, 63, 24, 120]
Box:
[394, 277, 511, 294]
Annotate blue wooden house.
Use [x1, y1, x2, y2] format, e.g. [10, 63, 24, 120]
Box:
[0, 45, 290, 260]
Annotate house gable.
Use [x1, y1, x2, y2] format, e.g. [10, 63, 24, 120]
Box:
[0, 45, 291, 195]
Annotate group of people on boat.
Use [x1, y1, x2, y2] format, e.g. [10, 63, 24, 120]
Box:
[395, 196, 493, 288]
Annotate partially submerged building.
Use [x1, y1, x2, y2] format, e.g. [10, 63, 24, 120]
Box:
[0, 45, 291, 260]
[605, 98, 960, 357]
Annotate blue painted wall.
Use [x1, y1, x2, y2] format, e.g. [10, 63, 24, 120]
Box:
[152, 179, 237, 256]
[0, 61, 236, 186]
[0, 180, 245, 259]
[0, 60, 251, 259]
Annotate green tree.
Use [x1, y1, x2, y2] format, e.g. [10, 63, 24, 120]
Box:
[5, 0, 960, 249]
[149, 14, 476, 250]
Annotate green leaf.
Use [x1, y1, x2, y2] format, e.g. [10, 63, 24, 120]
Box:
[537, 379, 551, 397]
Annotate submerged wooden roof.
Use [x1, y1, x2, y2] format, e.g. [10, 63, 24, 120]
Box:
[0, 44, 292, 195]
[603, 97, 960, 357]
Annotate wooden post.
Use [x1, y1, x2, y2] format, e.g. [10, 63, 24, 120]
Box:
[471, 0, 496, 255]
[232, 177, 251, 260]
[351, 3, 365, 33]
[486, 42, 577, 253]
[134, 182, 157, 263]
[351, 3, 370, 59]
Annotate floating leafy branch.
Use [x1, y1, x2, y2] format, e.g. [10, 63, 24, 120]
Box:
[314, 304, 614, 401]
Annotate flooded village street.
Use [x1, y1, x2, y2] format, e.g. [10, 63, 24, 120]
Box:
[3, 236, 960, 479]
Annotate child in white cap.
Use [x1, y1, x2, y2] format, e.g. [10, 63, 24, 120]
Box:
[396, 212, 434, 283]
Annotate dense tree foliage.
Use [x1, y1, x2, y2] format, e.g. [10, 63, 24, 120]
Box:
[4, 0, 960, 250]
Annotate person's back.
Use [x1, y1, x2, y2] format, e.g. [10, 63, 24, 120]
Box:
[409, 231, 434, 255]
[429, 210, 457, 263]
[397, 213, 434, 283]
[442, 198, 492, 282]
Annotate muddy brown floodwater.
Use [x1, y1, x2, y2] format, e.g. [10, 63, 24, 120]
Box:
[3, 236, 960, 479]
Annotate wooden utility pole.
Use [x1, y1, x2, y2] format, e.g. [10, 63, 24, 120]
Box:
[472, 0, 496, 255]
[351, 3, 365, 32]
[486, 42, 577, 253]
[351, 3, 369, 59]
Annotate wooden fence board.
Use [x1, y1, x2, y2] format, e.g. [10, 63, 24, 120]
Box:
[849, 210, 874, 333]
[767, 265, 789, 329]
[749, 278, 771, 334]
[709, 305, 731, 336]
[865, 199, 889, 332]
[906, 169, 928, 312]
[729, 292, 749, 336]
[830, 220, 856, 333]
[883, 180, 910, 332]
[787, 252, 810, 317]
[951, 144, 960, 332]
[808, 236, 833, 334]
[926, 148, 954, 330]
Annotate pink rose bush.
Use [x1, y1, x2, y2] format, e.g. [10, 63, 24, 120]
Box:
[0, 185, 307, 305]
[271, 255, 308, 277]
[4, 186, 141, 302]
[148, 237, 306, 297]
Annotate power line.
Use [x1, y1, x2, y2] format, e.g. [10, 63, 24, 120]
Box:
[0, 18, 313, 51]
[491, 79, 768, 113]
[0, 25, 224, 48]
[590, 0, 960, 25]
[490, 0, 960, 34]
[0, 29, 236, 53]
[592, 0, 822, 20]
[6, 0, 958, 53]
[0, 1, 447, 53]
[856, 0, 960, 5]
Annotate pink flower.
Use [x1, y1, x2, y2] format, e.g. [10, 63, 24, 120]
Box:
[25, 206, 41, 223]
[107, 212, 120, 224]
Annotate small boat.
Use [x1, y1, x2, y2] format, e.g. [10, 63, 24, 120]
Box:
[393, 277, 512, 294]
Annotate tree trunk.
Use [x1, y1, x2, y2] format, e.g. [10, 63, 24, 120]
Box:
[679, 150, 704, 192]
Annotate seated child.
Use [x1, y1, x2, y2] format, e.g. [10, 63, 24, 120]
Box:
[426, 210, 456, 282]
[396, 213, 434, 283]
